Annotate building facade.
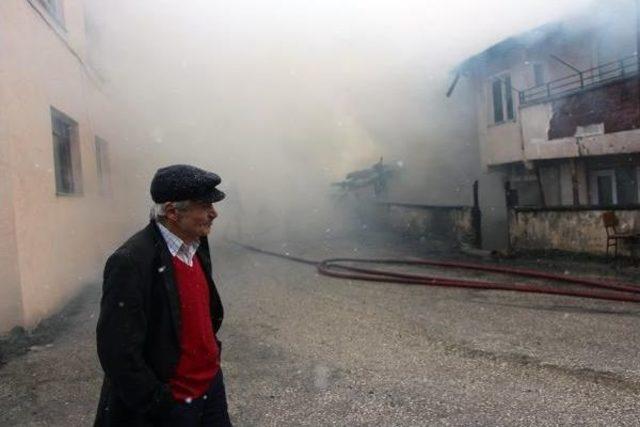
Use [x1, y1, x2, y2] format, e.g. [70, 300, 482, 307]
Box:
[0, 0, 142, 332]
[458, 1, 640, 255]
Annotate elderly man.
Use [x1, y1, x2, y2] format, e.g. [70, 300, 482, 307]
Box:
[95, 165, 232, 427]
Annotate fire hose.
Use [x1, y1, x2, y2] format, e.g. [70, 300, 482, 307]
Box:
[231, 241, 640, 304]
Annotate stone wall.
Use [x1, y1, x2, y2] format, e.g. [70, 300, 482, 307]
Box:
[374, 203, 478, 246]
[509, 207, 640, 256]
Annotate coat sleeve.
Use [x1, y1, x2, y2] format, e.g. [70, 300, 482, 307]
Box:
[96, 250, 175, 418]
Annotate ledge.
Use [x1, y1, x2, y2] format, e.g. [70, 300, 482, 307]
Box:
[377, 202, 473, 211]
[511, 204, 640, 213]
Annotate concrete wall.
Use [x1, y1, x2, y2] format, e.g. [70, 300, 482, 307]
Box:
[0, 0, 137, 331]
[483, 122, 523, 166]
[521, 81, 640, 163]
[533, 127, 640, 163]
[374, 203, 477, 246]
[509, 207, 640, 256]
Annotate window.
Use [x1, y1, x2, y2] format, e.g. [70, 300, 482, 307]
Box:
[508, 166, 543, 206]
[491, 74, 515, 124]
[37, 0, 65, 26]
[511, 181, 542, 206]
[492, 79, 504, 123]
[589, 166, 640, 206]
[504, 75, 514, 121]
[533, 63, 545, 87]
[492, 80, 504, 123]
[616, 166, 638, 205]
[95, 137, 112, 195]
[538, 165, 561, 206]
[51, 108, 82, 195]
[596, 172, 615, 205]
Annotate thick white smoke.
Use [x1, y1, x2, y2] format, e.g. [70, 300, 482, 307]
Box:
[85, 0, 595, 239]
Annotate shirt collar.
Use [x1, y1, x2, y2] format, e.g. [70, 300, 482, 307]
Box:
[156, 221, 200, 258]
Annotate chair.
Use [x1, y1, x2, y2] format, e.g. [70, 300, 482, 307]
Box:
[602, 211, 638, 257]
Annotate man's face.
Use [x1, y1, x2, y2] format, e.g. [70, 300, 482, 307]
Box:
[167, 200, 218, 243]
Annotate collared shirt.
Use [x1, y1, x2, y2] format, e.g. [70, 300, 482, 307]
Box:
[157, 222, 200, 267]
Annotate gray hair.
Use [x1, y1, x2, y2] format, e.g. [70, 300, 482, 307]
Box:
[149, 201, 191, 220]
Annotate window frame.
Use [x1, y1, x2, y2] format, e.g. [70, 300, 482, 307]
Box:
[489, 72, 516, 125]
[590, 169, 618, 206]
[51, 107, 82, 196]
[532, 62, 546, 88]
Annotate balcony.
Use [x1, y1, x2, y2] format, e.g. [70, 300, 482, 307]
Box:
[520, 55, 639, 106]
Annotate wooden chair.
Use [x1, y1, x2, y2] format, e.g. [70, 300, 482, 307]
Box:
[602, 211, 637, 257]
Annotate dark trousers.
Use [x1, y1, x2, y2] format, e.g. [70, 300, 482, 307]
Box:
[160, 370, 232, 427]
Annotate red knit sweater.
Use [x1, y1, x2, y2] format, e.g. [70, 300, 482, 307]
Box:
[169, 256, 220, 401]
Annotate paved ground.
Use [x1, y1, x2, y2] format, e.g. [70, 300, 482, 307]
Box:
[1, 230, 640, 426]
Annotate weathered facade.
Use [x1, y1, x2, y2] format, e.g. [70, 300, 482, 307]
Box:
[383, 203, 478, 246]
[334, 162, 483, 248]
[459, 1, 640, 255]
[509, 206, 640, 256]
[0, 0, 142, 332]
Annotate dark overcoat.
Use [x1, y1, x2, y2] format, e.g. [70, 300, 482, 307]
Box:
[94, 221, 224, 426]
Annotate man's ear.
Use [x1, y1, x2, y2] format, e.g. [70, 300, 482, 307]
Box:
[164, 202, 178, 222]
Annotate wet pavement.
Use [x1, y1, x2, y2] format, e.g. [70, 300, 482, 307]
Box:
[1, 230, 640, 426]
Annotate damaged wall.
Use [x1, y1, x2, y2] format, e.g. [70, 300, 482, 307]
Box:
[548, 77, 640, 140]
[374, 203, 478, 246]
[509, 207, 640, 256]
[470, 3, 640, 169]
[521, 95, 640, 162]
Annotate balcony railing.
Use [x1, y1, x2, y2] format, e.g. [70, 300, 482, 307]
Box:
[520, 55, 639, 105]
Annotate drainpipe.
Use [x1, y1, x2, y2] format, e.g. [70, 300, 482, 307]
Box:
[570, 158, 581, 206]
[534, 163, 547, 207]
[471, 180, 482, 248]
[636, 0, 640, 123]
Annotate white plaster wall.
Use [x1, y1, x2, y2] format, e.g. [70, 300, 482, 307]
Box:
[0, 0, 136, 329]
[474, 54, 529, 169]
[0, 46, 24, 332]
[483, 122, 523, 165]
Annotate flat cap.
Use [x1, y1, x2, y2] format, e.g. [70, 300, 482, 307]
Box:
[150, 164, 226, 203]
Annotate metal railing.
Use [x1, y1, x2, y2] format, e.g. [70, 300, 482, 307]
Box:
[520, 55, 639, 105]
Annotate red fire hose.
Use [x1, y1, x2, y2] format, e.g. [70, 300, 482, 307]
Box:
[232, 241, 640, 304]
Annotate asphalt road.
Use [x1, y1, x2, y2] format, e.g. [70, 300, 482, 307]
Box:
[1, 231, 640, 426]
